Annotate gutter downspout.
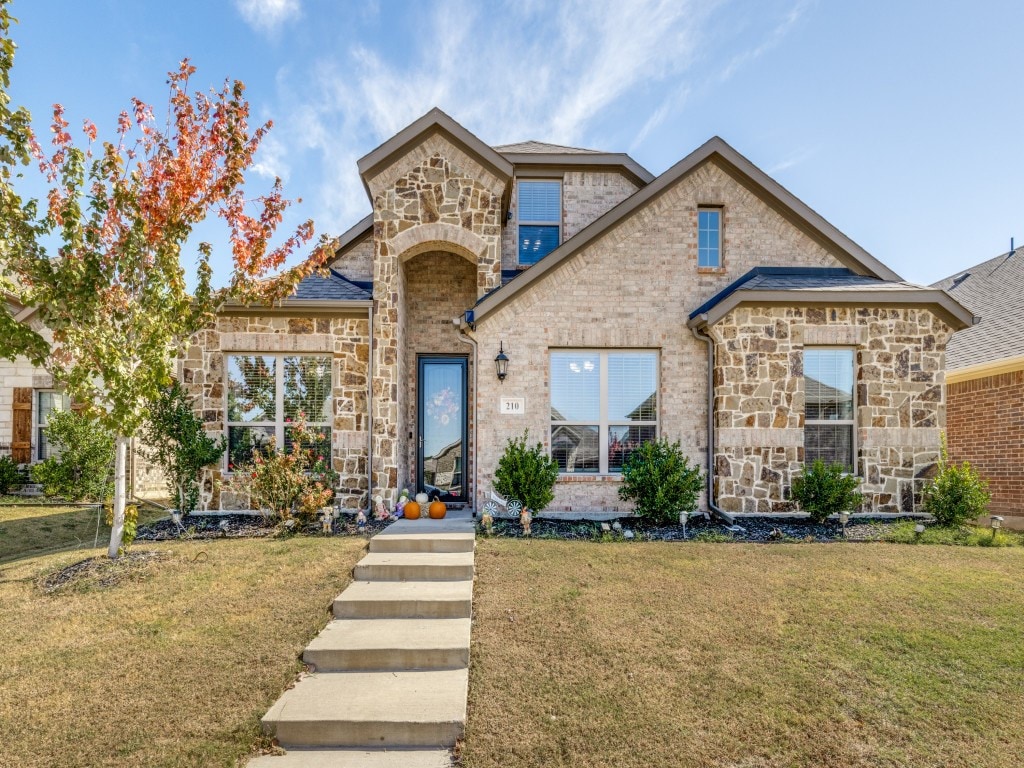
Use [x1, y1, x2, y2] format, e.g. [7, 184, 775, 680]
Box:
[691, 322, 735, 524]
[366, 303, 374, 514]
[457, 325, 478, 517]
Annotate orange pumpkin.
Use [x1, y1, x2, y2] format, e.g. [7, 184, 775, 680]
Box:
[429, 499, 447, 519]
[404, 501, 421, 520]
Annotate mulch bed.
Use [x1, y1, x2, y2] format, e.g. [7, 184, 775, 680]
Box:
[39, 550, 170, 593]
[481, 515, 917, 543]
[135, 513, 392, 542]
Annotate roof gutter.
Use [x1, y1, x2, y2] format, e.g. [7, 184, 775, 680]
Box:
[690, 321, 734, 525]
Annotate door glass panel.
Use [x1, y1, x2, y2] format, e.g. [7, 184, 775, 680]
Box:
[421, 360, 465, 501]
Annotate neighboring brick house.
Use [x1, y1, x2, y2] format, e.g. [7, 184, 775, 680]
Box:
[933, 248, 1024, 520]
[0, 295, 165, 497]
[173, 108, 973, 517]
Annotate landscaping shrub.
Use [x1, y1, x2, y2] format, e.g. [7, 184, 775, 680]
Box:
[618, 438, 703, 525]
[31, 410, 115, 501]
[0, 455, 21, 495]
[790, 459, 863, 524]
[494, 431, 559, 513]
[922, 437, 991, 527]
[225, 415, 338, 523]
[141, 382, 226, 516]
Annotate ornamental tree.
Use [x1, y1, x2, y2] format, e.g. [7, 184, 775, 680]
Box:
[0, 14, 331, 557]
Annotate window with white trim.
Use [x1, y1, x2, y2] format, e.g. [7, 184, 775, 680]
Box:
[697, 207, 721, 268]
[550, 350, 658, 474]
[37, 391, 70, 460]
[225, 354, 332, 470]
[804, 348, 855, 472]
[518, 179, 561, 265]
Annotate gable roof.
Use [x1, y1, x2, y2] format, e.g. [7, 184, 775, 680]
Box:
[687, 267, 974, 330]
[290, 269, 372, 302]
[472, 136, 903, 322]
[356, 108, 513, 201]
[933, 247, 1024, 369]
[331, 213, 373, 259]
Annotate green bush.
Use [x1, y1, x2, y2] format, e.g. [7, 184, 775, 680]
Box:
[618, 438, 703, 525]
[494, 430, 559, 513]
[922, 437, 991, 527]
[30, 410, 115, 501]
[141, 382, 226, 516]
[0, 455, 21, 495]
[790, 459, 863, 524]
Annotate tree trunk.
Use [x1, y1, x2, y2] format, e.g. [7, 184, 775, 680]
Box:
[107, 435, 128, 559]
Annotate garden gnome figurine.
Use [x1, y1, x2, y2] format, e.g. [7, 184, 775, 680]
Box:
[356, 509, 367, 532]
[395, 488, 410, 518]
[373, 494, 389, 521]
[520, 507, 532, 536]
[320, 507, 333, 534]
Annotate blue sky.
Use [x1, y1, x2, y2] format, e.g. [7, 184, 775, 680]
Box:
[7, 0, 1023, 286]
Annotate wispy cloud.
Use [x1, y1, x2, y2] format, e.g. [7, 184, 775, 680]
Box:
[235, 0, 301, 35]
[718, 0, 811, 82]
[766, 145, 817, 174]
[260, 0, 808, 239]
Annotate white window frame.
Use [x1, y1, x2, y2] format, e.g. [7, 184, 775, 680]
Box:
[697, 206, 722, 268]
[224, 353, 333, 471]
[36, 390, 70, 461]
[803, 346, 857, 474]
[549, 349, 659, 475]
[517, 178, 562, 266]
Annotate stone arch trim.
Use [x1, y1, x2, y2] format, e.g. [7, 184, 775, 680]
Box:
[389, 222, 488, 266]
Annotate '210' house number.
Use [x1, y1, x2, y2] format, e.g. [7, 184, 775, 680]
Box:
[500, 397, 525, 415]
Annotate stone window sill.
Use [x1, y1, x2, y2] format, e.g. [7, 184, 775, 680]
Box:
[557, 474, 623, 483]
[697, 266, 727, 275]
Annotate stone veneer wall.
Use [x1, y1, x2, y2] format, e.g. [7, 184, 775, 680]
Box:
[499, 172, 640, 271]
[710, 305, 953, 514]
[181, 313, 370, 511]
[473, 159, 847, 513]
[403, 251, 478, 494]
[368, 138, 504, 504]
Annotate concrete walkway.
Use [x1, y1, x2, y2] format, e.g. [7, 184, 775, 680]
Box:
[250, 513, 475, 768]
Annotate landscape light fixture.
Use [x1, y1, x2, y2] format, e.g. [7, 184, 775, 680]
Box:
[495, 341, 509, 382]
[839, 510, 850, 536]
[991, 515, 1004, 542]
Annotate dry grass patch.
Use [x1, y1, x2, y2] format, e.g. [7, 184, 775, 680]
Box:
[0, 536, 367, 767]
[466, 541, 1024, 768]
[0, 502, 164, 563]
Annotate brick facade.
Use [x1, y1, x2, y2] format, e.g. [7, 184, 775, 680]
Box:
[947, 369, 1024, 516]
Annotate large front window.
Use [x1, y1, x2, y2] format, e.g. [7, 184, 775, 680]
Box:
[518, 179, 561, 265]
[804, 348, 855, 472]
[550, 350, 658, 474]
[225, 354, 332, 469]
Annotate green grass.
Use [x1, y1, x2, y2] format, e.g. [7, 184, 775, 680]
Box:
[0, 536, 367, 767]
[883, 521, 1024, 547]
[0, 502, 165, 564]
[466, 541, 1024, 768]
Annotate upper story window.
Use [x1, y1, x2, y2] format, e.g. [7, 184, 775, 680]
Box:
[804, 348, 855, 473]
[697, 207, 721, 268]
[225, 354, 332, 470]
[550, 350, 658, 474]
[518, 180, 561, 265]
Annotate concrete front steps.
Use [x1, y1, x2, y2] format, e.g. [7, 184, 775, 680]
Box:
[250, 515, 475, 768]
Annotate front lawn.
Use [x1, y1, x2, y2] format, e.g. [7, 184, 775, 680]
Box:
[0, 536, 367, 767]
[0, 501, 165, 563]
[466, 541, 1024, 767]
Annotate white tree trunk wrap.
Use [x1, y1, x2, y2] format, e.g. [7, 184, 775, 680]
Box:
[108, 435, 128, 559]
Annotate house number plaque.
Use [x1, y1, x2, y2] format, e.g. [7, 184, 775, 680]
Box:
[500, 397, 525, 415]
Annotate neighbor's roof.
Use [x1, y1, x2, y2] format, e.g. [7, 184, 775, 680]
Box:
[473, 137, 905, 323]
[686, 267, 975, 330]
[932, 247, 1024, 370]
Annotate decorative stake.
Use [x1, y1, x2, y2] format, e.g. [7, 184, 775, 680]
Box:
[520, 507, 532, 536]
[356, 509, 367, 532]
